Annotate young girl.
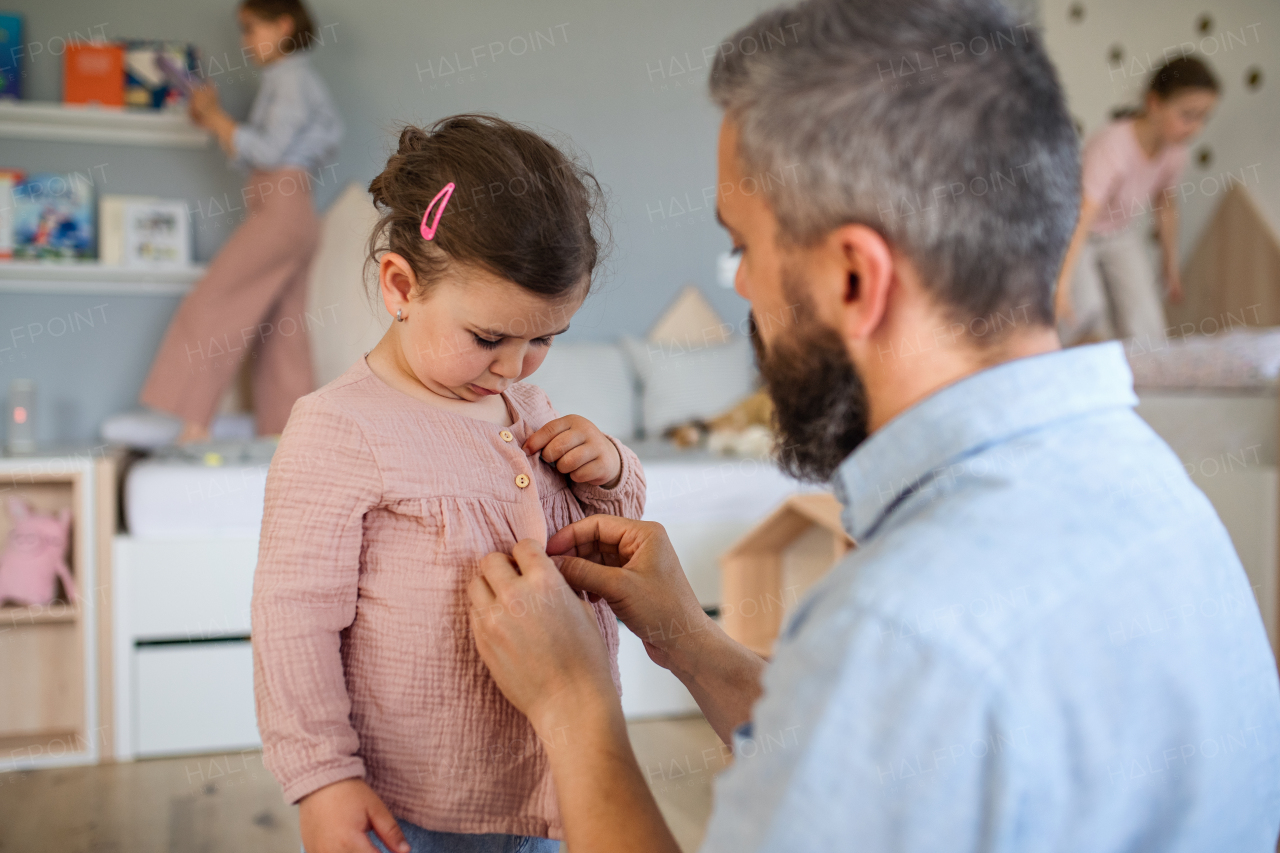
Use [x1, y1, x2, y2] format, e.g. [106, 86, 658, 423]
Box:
[140, 0, 342, 441]
[252, 116, 645, 853]
[1056, 55, 1219, 346]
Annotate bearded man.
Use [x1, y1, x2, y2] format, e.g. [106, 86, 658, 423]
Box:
[464, 0, 1280, 850]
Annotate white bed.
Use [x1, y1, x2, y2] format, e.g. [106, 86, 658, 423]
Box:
[1130, 329, 1280, 659]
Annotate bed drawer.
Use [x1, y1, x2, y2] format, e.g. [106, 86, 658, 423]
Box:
[134, 640, 260, 757]
[115, 536, 258, 640]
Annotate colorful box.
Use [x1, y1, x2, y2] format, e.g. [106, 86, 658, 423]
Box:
[63, 42, 124, 107]
[0, 13, 22, 100]
[124, 41, 199, 109]
[13, 172, 95, 260]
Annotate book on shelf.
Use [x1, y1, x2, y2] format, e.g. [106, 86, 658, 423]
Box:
[0, 168, 23, 260]
[12, 172, 94, 261]
[63, 42, 125, 107]
[0, 13, 22, 100]
[99, 195, 191, 268]
[124, 41, 200, 109]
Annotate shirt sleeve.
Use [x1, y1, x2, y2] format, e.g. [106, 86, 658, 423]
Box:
[699, 613, 1025, 853]
[1081, 131, 1124, 208]
[571, 436, 646, 521]
[231, 67, 310, 171]
[251, 395, 383, 804]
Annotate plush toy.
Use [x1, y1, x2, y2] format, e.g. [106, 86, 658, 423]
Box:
[664, 389, 777, 458]
[0, 496, 76, 606]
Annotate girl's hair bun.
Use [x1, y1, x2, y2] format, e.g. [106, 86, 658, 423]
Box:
[396, 125, 431, 156]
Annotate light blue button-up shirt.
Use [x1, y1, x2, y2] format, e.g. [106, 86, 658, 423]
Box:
[232, 53, 342, 173]
[700, 343, 1280, 852]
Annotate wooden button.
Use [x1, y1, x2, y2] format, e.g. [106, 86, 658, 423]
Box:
[500, 430, 514, 442]
[515, 474, 530, 488]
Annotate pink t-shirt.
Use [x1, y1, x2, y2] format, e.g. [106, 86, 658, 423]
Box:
[252, 356, 646, 839]
[1082, 118, 1188, 235]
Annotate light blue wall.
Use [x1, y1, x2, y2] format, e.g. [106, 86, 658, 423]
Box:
[1, 0, 779, 445]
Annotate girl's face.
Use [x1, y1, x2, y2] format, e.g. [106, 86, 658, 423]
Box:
[237, 8, 295, 66]
[379, 255, 585, 405]
[1146, 88, 1218, 146]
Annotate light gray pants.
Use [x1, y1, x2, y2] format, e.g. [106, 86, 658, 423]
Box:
[1060, 228, 1166, 348]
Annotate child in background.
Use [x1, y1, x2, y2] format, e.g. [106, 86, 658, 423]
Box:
[252, 116, 645, 853]
[1056, 55, 1219, 346]
[140, 0, 342, 442]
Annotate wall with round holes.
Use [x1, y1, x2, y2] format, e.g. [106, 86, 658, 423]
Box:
[1040, 0, 1278, 264]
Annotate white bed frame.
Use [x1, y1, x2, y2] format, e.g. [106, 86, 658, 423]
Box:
[111, 535, 259, 760]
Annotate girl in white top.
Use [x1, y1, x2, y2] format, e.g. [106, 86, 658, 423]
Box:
[1056, 55, 1218, 347]
[139, 0, 342, 442]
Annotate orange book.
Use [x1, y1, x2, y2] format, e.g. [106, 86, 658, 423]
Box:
[63, 43, 125, 107]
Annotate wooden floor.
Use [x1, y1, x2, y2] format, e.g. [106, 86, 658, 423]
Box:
[0, 715, 723, 853]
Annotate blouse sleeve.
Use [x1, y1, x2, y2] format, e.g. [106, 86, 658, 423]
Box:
[232, 69, 309, 171]
[571, 436, 646, 522]
[251, 394, 383, 804]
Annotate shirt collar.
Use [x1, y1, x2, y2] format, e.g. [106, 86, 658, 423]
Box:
[262, 52, 306, 76]
[832, 342, 1138, 542]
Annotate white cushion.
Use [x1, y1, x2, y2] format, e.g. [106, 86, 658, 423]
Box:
[622, 335, 756, 437]
[529, 342, 638, 440]
[306, 183, 389, 388]
[102, 410, 255, 450]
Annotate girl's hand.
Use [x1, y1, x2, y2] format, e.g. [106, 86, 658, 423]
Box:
[187, 84, 220, 126]
[299, 778, 410, 853]
[524, 415, 622, 489]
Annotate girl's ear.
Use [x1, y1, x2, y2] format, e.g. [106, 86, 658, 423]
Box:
[379, 253, 420, 318]
[58, 508, 72, 528]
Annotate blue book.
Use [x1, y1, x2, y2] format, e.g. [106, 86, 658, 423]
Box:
[13, 172, 95, 260]
[0, 13, 22, 100]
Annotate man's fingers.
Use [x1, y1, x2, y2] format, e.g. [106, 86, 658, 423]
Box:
[523, 417, 574, 454]
[479, 551, 520, 588]
[510, 538, 558, 579]
[558, 555, 621, 600]
[367, 800, 409, 853]
[466, 574, 495, 610]
[547, 513, 645, 557]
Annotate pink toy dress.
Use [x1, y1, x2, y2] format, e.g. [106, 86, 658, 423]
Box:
[0, 496, 76, 606]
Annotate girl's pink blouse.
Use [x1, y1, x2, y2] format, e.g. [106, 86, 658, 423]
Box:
[252, 356, 645, 839]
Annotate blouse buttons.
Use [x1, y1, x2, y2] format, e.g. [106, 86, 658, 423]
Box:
[515, 473, 531, 489]
[500, 430, 514, 442]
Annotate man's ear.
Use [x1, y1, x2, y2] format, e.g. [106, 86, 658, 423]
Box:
[379, 253, 420, 318]
[830, 224, 895, 342]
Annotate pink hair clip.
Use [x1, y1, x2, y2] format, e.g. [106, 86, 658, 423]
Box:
[420, 182, 456, 241]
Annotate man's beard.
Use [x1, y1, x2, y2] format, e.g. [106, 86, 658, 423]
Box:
[750, 274, 870, 483]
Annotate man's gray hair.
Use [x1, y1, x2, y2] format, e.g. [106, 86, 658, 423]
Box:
[710, 0, 1079, 328]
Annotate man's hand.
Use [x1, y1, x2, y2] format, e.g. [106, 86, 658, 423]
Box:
[298, 778, 409, 853]
[547, 516, 711, 670]
[468, 539, 620, 737]
[524, 415, 623, 489]
[548, 515, 766, 742]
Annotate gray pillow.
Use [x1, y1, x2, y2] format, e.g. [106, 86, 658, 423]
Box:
[622, 335, 757, 438]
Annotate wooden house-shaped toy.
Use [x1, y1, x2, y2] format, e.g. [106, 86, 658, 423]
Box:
[719, 493, 854, 656]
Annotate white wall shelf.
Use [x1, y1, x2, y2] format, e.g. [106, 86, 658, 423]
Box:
[0, 101, 208, 148]
[0, 262, 204, 297]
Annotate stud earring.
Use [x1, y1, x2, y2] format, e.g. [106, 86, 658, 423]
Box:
[396, 308, 405, 322]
